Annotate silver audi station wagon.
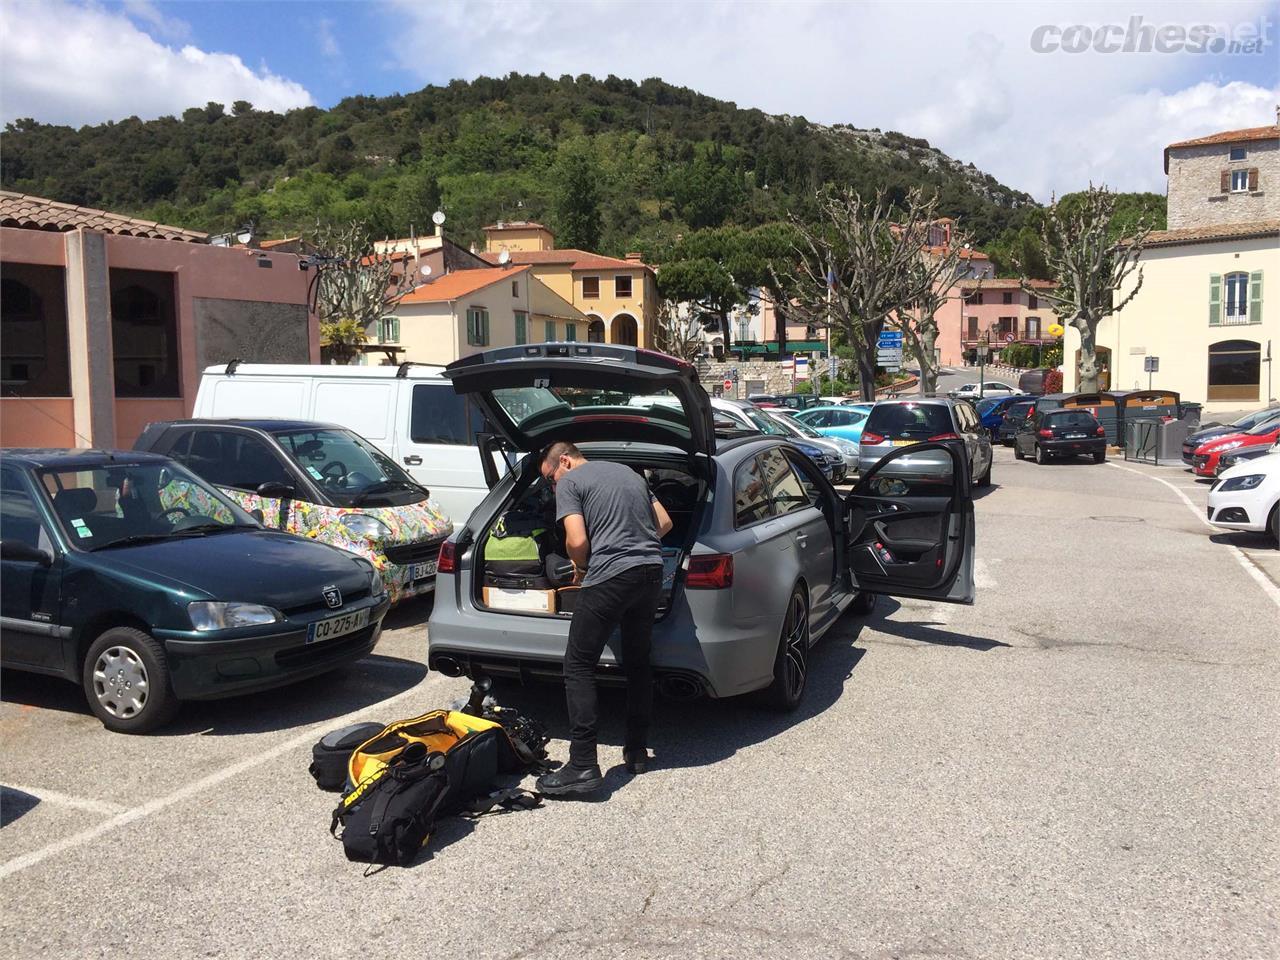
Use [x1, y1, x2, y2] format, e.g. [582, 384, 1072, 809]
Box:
[427, 344, 977, 710]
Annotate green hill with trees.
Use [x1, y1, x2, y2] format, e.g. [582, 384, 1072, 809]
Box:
[2, 73, 1044, 254]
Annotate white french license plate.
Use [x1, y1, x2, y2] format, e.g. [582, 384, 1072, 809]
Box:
[1066, 433, 1087, 439]
[307, 609, 369, 645]
[410, 561, 437, 581]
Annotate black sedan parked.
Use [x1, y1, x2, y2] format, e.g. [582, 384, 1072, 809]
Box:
[0, 449, 391, 732]
[1014, 409, 1108, 464]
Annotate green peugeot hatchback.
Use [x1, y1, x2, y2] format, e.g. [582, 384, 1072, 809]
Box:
[0, 449, 392, 733]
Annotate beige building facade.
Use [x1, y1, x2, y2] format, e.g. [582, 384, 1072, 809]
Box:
[1064, 224, 1278, 409]
[478, 222, 657, 348]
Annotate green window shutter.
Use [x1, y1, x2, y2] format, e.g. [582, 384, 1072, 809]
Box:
[1249, 271, 1263, 324]
[544, 320, 555, 341]
[1208, 274, 1222, 325]
[466, 309, 477, 345]
[515, 312, 527, 345]
[566, 323, 577, 342]
[481, 311, 490, 344]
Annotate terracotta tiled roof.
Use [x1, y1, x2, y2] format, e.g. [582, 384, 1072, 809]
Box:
[258, 236, 301, 249]
[1142, 219, 1280, 248]
[483, 220, 553, 233]
[924, 244, 990, 260]
[478, 248, 653, 272]
[0, 190, 207, 242]
[398, 265, 530, 304]
[1164, 124, 1279, 171]
[957, 278, 1056, 289]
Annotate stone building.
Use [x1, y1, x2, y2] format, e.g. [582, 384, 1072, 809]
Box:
[1165, 120, 1279, 230]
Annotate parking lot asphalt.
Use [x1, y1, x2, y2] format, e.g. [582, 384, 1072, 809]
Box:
[3, 444, 1278, 960]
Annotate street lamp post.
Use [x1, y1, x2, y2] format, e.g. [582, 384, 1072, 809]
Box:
[976, 335, 990, 399]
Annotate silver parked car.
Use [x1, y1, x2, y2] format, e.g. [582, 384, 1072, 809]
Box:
[858, 398, 993, 486]
[764, 409, 860, 475]
[427, 344, 976, 710]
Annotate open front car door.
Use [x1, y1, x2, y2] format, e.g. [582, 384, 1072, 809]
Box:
[843, 439, 976, 604]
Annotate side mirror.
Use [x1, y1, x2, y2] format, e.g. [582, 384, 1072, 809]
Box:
[0, 540, 52, 566]
[256, 481, 295, 499]
[249, 508, 265, 524]
[713, 417, 737, 432]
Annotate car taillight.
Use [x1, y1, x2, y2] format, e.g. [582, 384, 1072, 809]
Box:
[686, 553, 733, 589]
[861, 432, 885, 445]
[1038, 428, 1053, 439]
[437, 539, 457, 574]
[1095, 426, 1105, 436]
[928, 432, 959, 441]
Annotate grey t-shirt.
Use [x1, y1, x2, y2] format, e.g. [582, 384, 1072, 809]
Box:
[555, 460, 663, 588]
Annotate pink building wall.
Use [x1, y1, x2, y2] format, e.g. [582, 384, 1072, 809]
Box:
[1, 227, 319, 449]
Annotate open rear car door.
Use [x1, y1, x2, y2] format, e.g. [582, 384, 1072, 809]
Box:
[843, 439, 976, 604]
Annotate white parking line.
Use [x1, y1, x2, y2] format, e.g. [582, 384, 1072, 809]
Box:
[1107, 462, 1280, 612]
[1, 784, 128, 816]
[0, 680, 429, 880]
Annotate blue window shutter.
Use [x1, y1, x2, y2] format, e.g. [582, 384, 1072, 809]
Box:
[1249, 271, 1263, 324]
[1208, 274, 1221, 326]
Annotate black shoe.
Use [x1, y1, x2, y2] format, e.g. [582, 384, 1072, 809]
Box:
[536, 764, 604, 796]
[623, 748, 649, 775]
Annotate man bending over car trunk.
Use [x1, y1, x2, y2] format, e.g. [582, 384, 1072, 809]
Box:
[536, 440, 673, 795]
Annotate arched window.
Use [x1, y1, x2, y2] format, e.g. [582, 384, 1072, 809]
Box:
[111, 270, 178, 397]
[586, 316, 605, 343]
[1223, 272, 1250, 323]
[1207, 339, 1260, 402]
[610, 313, 638, 347]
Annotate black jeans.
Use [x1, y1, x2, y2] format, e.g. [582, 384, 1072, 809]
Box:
[563, 563, 663, 768]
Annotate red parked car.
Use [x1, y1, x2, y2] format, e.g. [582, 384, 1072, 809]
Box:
[1192, 418, 1280, 477]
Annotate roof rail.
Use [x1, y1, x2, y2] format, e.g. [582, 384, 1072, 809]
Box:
[396, 361, 433, 379]
[225, 358, 244, 375]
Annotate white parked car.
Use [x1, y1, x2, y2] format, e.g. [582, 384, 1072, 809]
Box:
[1207, 444, 1280, 546]
[948, 381, 1018, 401]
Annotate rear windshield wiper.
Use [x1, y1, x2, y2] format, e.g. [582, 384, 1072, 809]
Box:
[353, 479, 425, 505]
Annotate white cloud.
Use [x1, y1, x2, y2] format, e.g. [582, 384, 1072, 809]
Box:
[316, 17, 340, 60]
[0, 0, 313, 127]
[387, 0, 1278, 201]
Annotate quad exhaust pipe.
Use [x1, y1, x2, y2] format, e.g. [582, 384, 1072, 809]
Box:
[656, 673, 703, 702]
[432, 655, 466, 678]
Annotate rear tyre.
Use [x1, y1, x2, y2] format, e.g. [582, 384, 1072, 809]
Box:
[762, 587, 809, 711]
[851, 590, 878, 616]
[1036, 444, 1050, 465]
[1093, 451, 1106, 464]
[82, 627, 180, 734]
[1269, 503, 1279, 549]
[975, 459, 992, 487]
[1013, 443, 1024, 461]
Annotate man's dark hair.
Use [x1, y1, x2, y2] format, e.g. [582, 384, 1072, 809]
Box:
[540, 440, 583, 466]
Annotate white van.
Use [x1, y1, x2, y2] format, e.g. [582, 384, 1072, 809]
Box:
[193, 362, 491, 523]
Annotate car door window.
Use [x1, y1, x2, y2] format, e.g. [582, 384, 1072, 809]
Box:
[411, 383, 484, 445]
[182, 429, 293, 491]
[759, 447, 809, 517]
[0, 469, 52, 552]
[734, 454, 774, 527]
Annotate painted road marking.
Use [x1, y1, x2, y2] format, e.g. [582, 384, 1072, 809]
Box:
[1, 784, 128, 816]
[1107, 462, 1280, 612]
[0, 679, 433, 880]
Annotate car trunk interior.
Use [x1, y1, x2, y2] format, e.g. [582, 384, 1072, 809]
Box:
[471, 448, 707, 622]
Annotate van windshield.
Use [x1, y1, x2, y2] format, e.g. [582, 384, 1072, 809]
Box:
[273, 428, 426, 507]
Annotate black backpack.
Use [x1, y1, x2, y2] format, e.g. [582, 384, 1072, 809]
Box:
[309, 722, 386, 792]
[329, 709, 544, 871]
